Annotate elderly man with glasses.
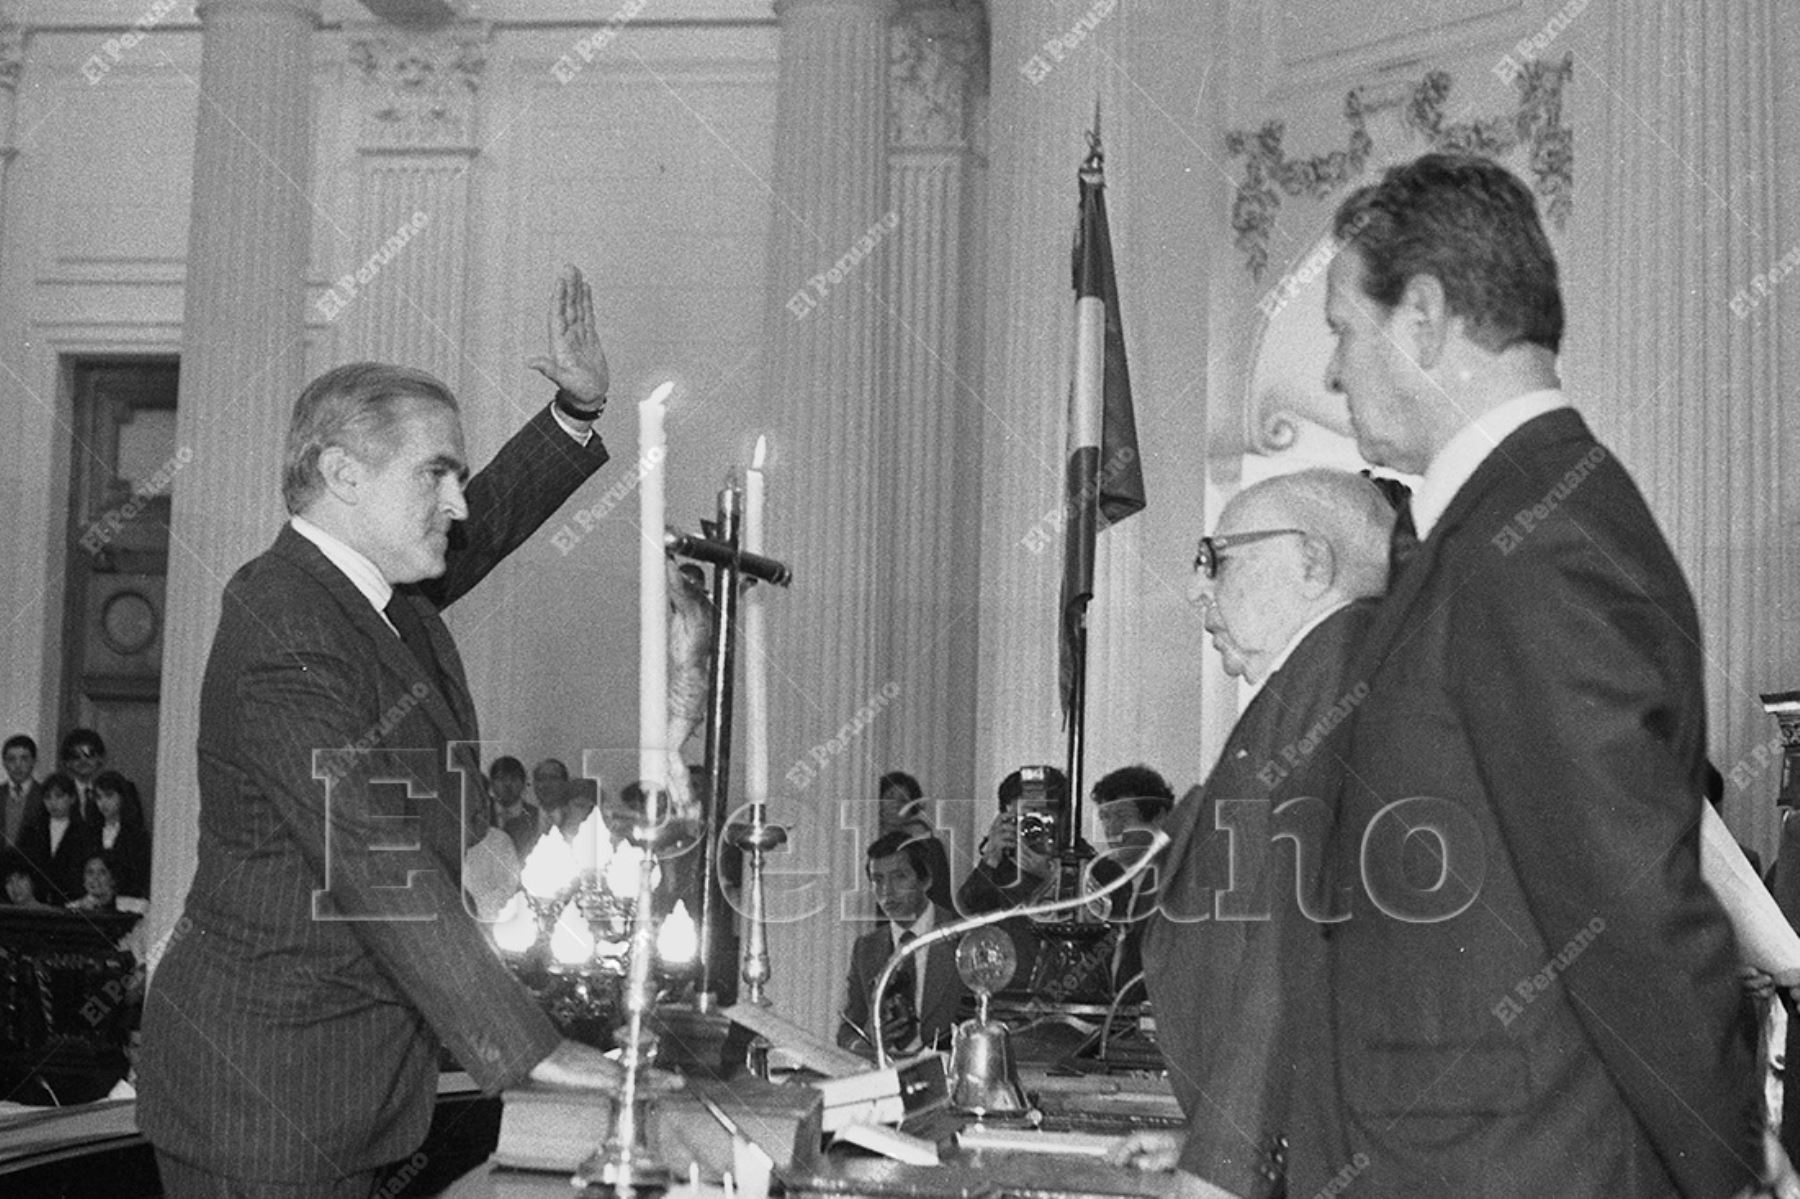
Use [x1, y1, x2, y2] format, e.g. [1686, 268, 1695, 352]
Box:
[1111, 467, 1392, 1199]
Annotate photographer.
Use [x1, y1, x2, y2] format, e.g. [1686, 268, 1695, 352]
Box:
[955, 767, 1066, 917]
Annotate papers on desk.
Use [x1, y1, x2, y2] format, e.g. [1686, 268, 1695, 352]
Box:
[1700, 803, 1800, 984]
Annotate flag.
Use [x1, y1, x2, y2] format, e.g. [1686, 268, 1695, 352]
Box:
[1060, 133, 1146, 721]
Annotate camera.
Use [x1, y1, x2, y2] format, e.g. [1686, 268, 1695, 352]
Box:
[1015, 764, 1058, 860]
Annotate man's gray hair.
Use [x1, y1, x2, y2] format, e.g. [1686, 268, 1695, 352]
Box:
[1235, 468, 1396, 599]
[282, 362, 458, 515]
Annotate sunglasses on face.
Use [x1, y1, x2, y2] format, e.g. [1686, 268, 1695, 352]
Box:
[1193, 528, 1305, 579]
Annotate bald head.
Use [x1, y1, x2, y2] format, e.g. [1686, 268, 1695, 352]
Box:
[1196, 469, 1394, 681]
[1230, 469, 1394, 600]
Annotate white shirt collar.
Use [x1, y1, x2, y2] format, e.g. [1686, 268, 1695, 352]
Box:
[291, 515, 394, 620]
[1411, 389, 1568, 540]
[1245, 598, 1352, 700]
[890, 904, 936, 950]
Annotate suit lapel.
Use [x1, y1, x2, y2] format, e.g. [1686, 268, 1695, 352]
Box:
[269, 527, 472, 747]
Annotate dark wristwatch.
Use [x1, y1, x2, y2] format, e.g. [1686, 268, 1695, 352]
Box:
[554, 387, 605, 422]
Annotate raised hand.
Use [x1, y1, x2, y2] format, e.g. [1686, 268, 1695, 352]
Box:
[525, 264, 609, 406]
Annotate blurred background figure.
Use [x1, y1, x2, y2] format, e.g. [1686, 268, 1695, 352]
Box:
[90, 770, 151, 901]
[877, 770, 952, 912]
[489, 756, 541, 861]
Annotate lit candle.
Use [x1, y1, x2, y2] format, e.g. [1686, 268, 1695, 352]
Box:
[492, 891, 539, 956]
[639, 382, 675, 794]
[550, 899, 595, 965]
[657, 899, 699, 967]
[520, 831, 575, 900]
[744, 436, 769, 805]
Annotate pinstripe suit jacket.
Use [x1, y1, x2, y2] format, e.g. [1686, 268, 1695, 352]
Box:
[138, 406, 607, 1183]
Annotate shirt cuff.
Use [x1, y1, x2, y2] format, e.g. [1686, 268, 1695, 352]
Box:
[549, 400, 596, 444]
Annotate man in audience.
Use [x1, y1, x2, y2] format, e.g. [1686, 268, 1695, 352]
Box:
[490, 755, 541, 860]
[877, 770, 952, 912]
[2, 733, 40, 847]
[838, 830, 967, 1059]
[1087, 764, 1174, 994]
[531, 756, 571, 829]
[1111, 468, 1392, 1198]
[139, 266, 659, 1196]
[1310, 154, 1755, 1196]
[60, 727, 108, 826]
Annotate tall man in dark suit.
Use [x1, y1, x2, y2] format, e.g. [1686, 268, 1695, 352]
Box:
[139, 267, 649, 1197]
[838, 830, 970, 1059]
[1306, 153, 1759, 1197]
[1112, 468, 1392, 1199]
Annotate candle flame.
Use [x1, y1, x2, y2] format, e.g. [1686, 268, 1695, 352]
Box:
[658, 899, 698, 964]
[571, 805, 607, 874]
[520, 829, 576, 899]
[605, 839, 645, 898]
[550, 899, 595, 965]
[642, 380, 675, 408]
[752, 435, 767, 470]
[493, 891, 538, 955]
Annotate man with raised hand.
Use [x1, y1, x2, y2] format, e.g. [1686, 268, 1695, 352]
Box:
[140, 267, 670, 1197]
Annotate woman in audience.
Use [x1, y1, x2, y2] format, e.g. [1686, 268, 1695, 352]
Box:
[18, 772, 93, 904]
[2, 851, 48, 907]
[89, 770, 151, 900]
[68, 851, 122, 912]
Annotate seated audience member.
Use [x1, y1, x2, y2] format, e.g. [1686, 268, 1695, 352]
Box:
[489, 756, 541, 861]
[547, 777, 599, 842]
[3, 733, 41, 847]
[19, 772, 95, 904]
[68, 851, 123, 912]
[3, 851, 47, 907]
[876, 770, 953, 912]
[59, 727, 111, 826]
[956, 767, 1067, 916]
[838, 830, 968, 1059]
[89, 770, 152, 900]
[1088, 764, 1175, 994]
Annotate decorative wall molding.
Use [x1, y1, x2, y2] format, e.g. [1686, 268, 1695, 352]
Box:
[889, 0, 984, 150]
[0, 6, 24, 94]
[348, 23, 489, 151]
[1225, 53, 1574, 280]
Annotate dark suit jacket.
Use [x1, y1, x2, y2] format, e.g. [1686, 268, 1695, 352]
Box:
[17, 811, 98, 905]
[1141, 600, 1373, 1197]
[138, 406, 607, 1183]
[837, 904, 968, 1057]
[96, 821, 152, 900]
[1313, 409, 1756, 1198]
[2, 778, 41, 848]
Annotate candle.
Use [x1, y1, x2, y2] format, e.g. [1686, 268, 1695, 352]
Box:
[744, 436, 769, 805]
[639, 382, 675, 794]
[657, 899, 699, 966]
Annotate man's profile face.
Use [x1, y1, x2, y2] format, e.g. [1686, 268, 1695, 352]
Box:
[2, 746, 32, 785]
[351, 395, 469, 584]
[868, 851, 928, 926]
[1097, 799, 1141, 848]
[1324, 248, 1427, 474]
[1193, 497, 1306, 684]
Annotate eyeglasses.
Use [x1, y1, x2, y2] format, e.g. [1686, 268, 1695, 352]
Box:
[1193, 528, 1305, 579]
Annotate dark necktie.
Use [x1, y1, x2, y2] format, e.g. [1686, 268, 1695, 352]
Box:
[883, 930, 921, 1050]
[384, 593, 445, 696]
[1389, 497, 1421, 582]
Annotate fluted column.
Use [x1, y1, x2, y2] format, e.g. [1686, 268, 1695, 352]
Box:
[884, 0, 983, 834]
[149, 0, 320, 965]
[975, 0, 1147, 800]
[1565, 1, 1799, 865]
[334, 25, 485, 388]
[760, 0, 896, 1039]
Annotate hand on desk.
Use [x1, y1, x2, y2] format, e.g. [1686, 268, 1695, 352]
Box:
[1108, 1132, 1244, 1199]
[528, 1037, 684, 1094]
